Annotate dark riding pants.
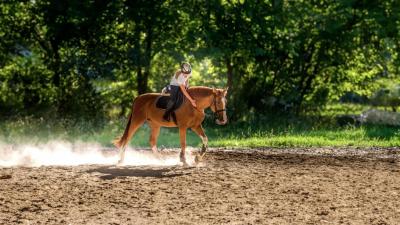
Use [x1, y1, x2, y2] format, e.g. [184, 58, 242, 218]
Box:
[163, 85, 184, 123]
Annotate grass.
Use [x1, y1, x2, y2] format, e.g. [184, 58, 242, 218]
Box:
[212, 127, 400, 148]
[0, 103, 399, 148]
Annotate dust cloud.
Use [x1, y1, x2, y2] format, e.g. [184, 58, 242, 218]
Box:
[0, 141, 191, 167]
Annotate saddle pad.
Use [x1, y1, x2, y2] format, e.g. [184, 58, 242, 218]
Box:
[155, 95, 184, 110]
[155, 96, 170, 109]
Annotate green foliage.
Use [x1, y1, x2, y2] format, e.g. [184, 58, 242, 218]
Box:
[1, 108, 399, 148]
[0, 53, 56, 115]
[0, 0, 400, 122]
[370, 84, 400, 111]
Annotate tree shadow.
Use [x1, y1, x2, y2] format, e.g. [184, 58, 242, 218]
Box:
[86, 166, 191, 180]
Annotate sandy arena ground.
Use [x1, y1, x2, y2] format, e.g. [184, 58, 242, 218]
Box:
[1, 147, 400, 225]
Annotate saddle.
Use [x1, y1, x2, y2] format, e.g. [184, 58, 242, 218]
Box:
[156, 87, 185, 124]
[155, 94, 184, 110]
[155, 95, 171, 109]
[156, 95, 180, 124]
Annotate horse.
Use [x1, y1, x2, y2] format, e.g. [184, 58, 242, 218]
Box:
[113, 86, 228, 166]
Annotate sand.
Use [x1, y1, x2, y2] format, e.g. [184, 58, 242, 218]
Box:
[1, 147, 399, 225]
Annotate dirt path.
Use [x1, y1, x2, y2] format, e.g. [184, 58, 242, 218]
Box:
[1, 148, 400, 225]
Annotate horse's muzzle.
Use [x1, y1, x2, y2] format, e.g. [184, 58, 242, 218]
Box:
[215, 119, 228, 125]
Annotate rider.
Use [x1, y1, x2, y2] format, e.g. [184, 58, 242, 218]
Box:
[163, 62, 197, 122]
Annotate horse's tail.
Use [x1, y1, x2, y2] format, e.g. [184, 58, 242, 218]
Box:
[114, 97, 140, 149]
[113, 94, 153, 149]
[113, 112, 133, 149]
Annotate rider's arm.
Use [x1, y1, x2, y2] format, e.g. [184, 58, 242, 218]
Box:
[185, 78, 189, 88]
[179, 84, 196, 107]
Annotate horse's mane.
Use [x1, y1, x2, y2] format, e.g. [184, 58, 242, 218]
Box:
[187, 86, 213, 97]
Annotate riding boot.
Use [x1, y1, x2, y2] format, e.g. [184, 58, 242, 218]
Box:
[163, 110, 171, 122]
[163, 101, 174, 122]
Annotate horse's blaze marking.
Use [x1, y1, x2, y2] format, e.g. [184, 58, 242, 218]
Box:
[221, 97, 227, 122]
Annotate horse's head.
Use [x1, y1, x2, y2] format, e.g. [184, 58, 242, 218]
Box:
[211, 88, 228, 125]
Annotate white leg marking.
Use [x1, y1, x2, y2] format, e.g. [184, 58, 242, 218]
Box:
[201, 136, 208, 146]
[118, 147, 126, 164]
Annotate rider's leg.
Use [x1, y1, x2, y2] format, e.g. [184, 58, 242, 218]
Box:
[163, 100, 174, 121]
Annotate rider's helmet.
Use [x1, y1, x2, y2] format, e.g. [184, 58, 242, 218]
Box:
[181, 62, 192, 74]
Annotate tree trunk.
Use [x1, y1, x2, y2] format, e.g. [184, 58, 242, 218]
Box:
[47, 39, 62, 88]
[296, 60, 321, 114]
[139, 25, 153, 95]
[51, 52, 61, 88]
[226, 57, 233, 91]
[137, 67, 147, 95]
[48, 40, 67, 115]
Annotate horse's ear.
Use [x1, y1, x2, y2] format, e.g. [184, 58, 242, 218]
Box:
[223, 87, 229, 96]
[212, 87, 217, 94]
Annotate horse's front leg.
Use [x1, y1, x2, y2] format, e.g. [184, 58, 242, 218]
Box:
[191, 125, 208, 163]
[179, 127, 189, 166]
[117, 146, 126, 166]
[149, 123, 161, 156]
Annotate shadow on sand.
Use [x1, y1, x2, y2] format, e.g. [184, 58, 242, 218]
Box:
[86, 166, 191, 180]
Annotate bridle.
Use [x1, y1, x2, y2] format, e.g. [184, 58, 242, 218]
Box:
[212, 94, 226, 117]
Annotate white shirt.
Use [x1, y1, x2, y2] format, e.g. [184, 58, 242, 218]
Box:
[170, 72, 191, 86]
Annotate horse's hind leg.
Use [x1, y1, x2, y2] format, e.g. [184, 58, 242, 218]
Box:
[149, 123, 160, 155]
[179, 127, 189, 166]
[191, 125, 208, 164]
[118, 146, 127, 165]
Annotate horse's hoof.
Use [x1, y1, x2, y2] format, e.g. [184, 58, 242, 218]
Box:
[194, 155, 202, 164]
[179, 154, 187, 166]
[117, 160, 124, 166]
[153, 152, 162, 159]
[180, 158, 189, 167]
[201, 145, 207, 152]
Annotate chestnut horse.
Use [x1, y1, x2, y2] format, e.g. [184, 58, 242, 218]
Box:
[113, 86, 228, 165]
